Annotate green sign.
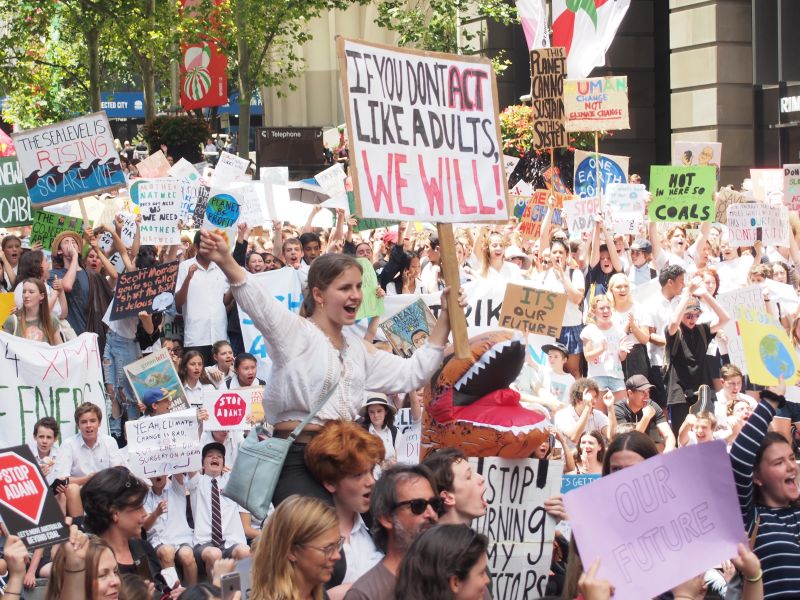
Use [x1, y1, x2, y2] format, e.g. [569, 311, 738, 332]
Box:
[347, 191, 396, 232]
[0, 157, 33, 227]
[648, 165, 716, 222]
[355, 257, 384, 320]
[30, 210, 87, 252]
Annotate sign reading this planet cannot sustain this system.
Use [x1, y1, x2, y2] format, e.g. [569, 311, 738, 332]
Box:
[563, 76, 630, 132]
[648, 165, 716, 222]
[499, 284, 567, 338]
[530, 47, 567, 150]
[736, 306, 799, 386]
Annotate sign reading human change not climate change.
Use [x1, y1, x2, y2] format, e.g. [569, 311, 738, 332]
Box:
[563, 76, 629, 132]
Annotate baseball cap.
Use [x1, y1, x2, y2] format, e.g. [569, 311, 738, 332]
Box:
[630, 239, 652, 253]
[202, 442, 226, 462]
[625, 375, 655, 391]
[684, 298, 702, 314]
[542, 342, 569, 357]
[143, 388, 169, 407]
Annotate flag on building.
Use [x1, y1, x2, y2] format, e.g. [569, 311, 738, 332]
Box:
[516, 0, 550, 50]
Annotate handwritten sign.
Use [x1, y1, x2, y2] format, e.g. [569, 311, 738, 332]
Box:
[564, 442, 746, 600]
[736, 306, 799, 386]
[124, 348, 189, 413]
[137, 179, 181, 245]
[125, 409, 201, 478]
[648, 165, 716, 222]
[315, 163, 347, 197]
[202, 190, 241, 248]
[783, 164, 800, 211]
[563, 195, 599, 237]
[530, 48, 566, 150]
[338, 38, 507, 223]
[573, 150, 628, 198]
[201, 387, 263, 431]
[561, 473, 600, 494]
[395, 408, 420, 464]
[30, 210, 86, 251]
[471, 457, 562, 600]
[135, 150, 171, 178]
[518, 190, 564, 239]
[499, 284, 567, 338]
[749, 168, 783, 203]
[0, 445, 68, 549]
[169, 157, 203, 183]
[12, 112, 126, 206]
[0, 157, 33, 227]
[563, 76, 629, 132]
[672, 141, 721, 180]
[111, 261, 179, 321]
[224, 182, 266, 228]
[186, 183, 211, 228]
[604, 183, 645, 235]
[379, 298, 437, 357]
[212, 151, 250, 186]
[726, 203, 789, 247]
[716, 286, 764, 375]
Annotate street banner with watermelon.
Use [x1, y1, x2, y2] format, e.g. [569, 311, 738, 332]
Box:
[180, 42, 228, 110]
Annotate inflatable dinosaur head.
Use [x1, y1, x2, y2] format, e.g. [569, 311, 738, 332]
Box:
[421, 331, 550, 458]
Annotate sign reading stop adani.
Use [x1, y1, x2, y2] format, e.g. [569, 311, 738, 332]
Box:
[12, 112, 127, 207]
[337, 37, 509, 223]
[201, 387, 265, 431]
[0, 445, 68, 549]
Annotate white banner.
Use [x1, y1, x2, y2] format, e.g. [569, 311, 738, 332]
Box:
[125, 409, 201, 479]
[0, 332, 107, 447]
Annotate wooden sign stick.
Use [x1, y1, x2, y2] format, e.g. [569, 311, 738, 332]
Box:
[437, 223, 470, 359]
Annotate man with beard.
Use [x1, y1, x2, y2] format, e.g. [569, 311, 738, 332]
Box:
[344, 465, 439, 600]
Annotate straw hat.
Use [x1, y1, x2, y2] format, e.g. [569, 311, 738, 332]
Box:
[51, 231, 84, 258]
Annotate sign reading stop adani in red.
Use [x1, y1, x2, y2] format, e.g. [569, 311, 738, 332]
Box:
[0, 445, 68, 549]
[201, 387, 265, 431]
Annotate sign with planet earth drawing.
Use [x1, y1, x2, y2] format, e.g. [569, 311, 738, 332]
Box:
[737, 307, 798, 386]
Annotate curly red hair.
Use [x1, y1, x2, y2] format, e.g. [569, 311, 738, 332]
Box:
[305, 421, 385, 485]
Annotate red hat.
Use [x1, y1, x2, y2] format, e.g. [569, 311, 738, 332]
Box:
[382, 231, 398, 244]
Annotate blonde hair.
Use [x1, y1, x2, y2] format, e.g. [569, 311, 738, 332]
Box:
[606, 273, 631, 309]
[587, 294, 611, 325]
[475, 229, 505, 277]
[250, 495, 338, 600]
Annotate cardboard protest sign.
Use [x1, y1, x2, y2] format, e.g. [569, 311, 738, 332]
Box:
[0, 157, 33, 226]
[672, 141, 721, 181]
[562, 195, 599, 237]
[604, 183, 646, 235]
[30, 210, 86, 251]
[212, 151, 250, 186]
[736, 306, 799, 386]
[0, 445, 68, 549]
[499, 284, 567, 338]
[124, 348, 189, 413]
[203, 190, 241, 248]
[784, 164, 800, 211]
[563, 76, 629, 132]
[186, 183, 211, 228]
[749, 168, 783, 203]
[338, 38, 508, 223]
[379, 298, 437, 357]
[111, 261, 179, 321]
[137, 179, 181, 245]
[714, 186, 748, 224]
[648, 165, 716, 222]
[561, 473, 600, 494]
[471, 457, 562, 599]
[201, 387, 264, 431]
[0, 332, 108, 447]
[135, 150, 171, 178]
[573, 150, 628, 198]
[12, 112, 126, 206]
[395, 408, 420, 464]
[726, 203, 789, 247]
[564, 442, 746, 600]
[518, 190, 564, 239]
[716, 286, 764, 374]
[356, 257, 383, 320]
[530, 48, 566, 150]
[125, 409, 201, 478]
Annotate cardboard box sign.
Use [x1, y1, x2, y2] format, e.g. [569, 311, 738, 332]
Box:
[499, 284, 567, 338]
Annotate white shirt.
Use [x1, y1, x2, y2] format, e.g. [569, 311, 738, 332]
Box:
[343, 513, 383, 583]
[184, 380, 213, 406]
[54, 432, 126, 478]
[529, 268, 585, 327]
[581, 323, 625, 380]
[28, 441, 58, 484]
[186, 472, 247, 547]
[143, 478, 193, 547]
[553, 406, 609, 450]
[368, 425, 396, 461]
[199, 430, 244, 467]
[175, 258, 229, 346]
[647, 292, 679, 367]
[713, 256, 753, 294]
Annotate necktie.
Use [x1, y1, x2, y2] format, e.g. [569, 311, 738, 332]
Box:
[211, 478, 223, 548]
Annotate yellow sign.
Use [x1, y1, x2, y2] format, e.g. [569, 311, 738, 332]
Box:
[737, 307, 799, 386]
[0, 293, 15, 323]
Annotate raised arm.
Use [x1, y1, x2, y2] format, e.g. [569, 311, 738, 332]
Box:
[301, 205, 322, 234]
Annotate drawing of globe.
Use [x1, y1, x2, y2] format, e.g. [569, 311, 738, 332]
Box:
[758, 334, 795, 379]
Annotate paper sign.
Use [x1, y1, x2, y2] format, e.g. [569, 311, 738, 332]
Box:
[169, 157, 202, 183]
[315, 163, 348, 197]
[338, 38, 507, 223]
[0, 157, 33, 226]
[499, 284, 567, 338]
[563, 76, 630, 132]
[736, 306, 799, 386]
[137, 179, 181, 245]
[518, 190, 564, 239]
[225, 182, 266, 227]
[124, 348, 189, 413]
[563, 195, 599, 237]
[30, 210, 86, 253]
[471, 457, 563, 600]
[202, 190, 240, 248]
[12, 112, 126, 206]
[356, 257, 383, 320]
[672, 141, 721, 181]
[717, 286, 764, 375]
[561, 473, 600, 494]
[783, 164, 800, 211]
[648, 165, 716, 222]
[749, 168, 784, 203]
[605, 183, 645, 235]
[0, 445, 68, 549]
[125, 409, 201, 478]
[379, 298, 437, 357]
[395, 408, 420, 464]
[213, 151, 250, 186]
[573, 150, 628, 198]
[135, 150, 171, 178]
[186, 183, 211, 229]
[201, 387, 263, 431]
[111, 261, 179, 321]
[726, 203, 789, 247]
[564, 442, 746, 600]
[530, 48, 567, 150]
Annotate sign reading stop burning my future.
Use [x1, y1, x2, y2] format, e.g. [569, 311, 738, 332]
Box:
[337, 37, 509, 223]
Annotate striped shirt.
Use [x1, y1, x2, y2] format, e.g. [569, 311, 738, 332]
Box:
[730, 400, 800, 599]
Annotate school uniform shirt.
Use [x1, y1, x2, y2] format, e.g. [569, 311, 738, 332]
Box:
[54, 432, 126, 478]
[647, 292, 679, 367]
[205, 366, 234, 390]
[184, 380, 213, 407]
[627, 262, 656, 286]
[199, 430, 244, 467]
[368, 425, 396, 462]
[342, 513, 383, 583]
[713, 255, 753, 294]
[27, 442, 58, 484]
[143, 478, 193, 548]
[186, 472, 247, 547]
[653, 249, 697, 275]
[175, 258, 229, 347]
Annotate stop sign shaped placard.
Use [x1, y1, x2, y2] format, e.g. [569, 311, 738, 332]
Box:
[0, 452, 46, 524]
[214, 393, 247, 427]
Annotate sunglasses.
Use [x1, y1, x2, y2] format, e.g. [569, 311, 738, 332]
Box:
[393, 497, 443, 515]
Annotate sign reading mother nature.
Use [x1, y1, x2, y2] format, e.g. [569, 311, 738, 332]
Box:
[563, 442, 746, 600]
[337, 37, 508, 223]
[12, 112, 126, 206]
[563, 76, 629, 132]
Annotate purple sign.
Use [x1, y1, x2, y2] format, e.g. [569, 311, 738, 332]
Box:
[563, 442, 746, 599]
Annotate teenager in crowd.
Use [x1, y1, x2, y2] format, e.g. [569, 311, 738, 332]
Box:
[3, 278, 61, 343]
[614, 375, 676, 452]
[46, 526, 122, 600]
[206, 340, 235, 389]
[646, 265, 686, 407]
[570, 431, 606, 475]
[179, 350, 214, 406]
[0, 234, 21, 290]
[581, 294, 633, 400]
[607, 273, 651, 379]
[358, 394, 398, 467]
[226, 352, 265, 389]
[553, 378, 612, 448]
[474, 229, 521, 281]
[423, 448, 487, 526]
[13, 249, 66, 318]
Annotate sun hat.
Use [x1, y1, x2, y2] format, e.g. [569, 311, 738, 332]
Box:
[358, 393, 397, 419]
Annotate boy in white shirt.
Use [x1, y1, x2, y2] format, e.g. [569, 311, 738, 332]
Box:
[540, 342, 576, 406]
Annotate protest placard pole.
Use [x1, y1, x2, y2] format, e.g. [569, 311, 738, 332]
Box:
[77, 197, 90, 223]
[594, 131, 601, 204]
[436, 223, 470, 359]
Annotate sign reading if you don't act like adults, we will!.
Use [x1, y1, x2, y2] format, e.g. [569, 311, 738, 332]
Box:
[648, 165, 716, 222]
[337, 37, 509, 223]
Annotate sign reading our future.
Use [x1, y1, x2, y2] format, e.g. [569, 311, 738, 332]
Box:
[337, 37, 508, 223]
[648, 165, 716, 222]
[11, 111, 126, 206]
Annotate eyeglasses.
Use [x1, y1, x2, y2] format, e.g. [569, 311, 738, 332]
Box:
[393, 497, 443, 515]
[303, 536, 344, 558]
[684, 313, 700, 321]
